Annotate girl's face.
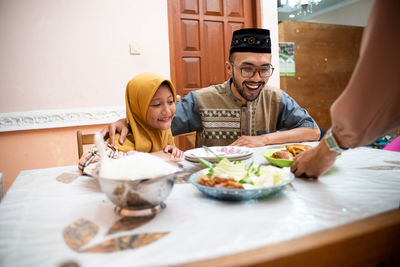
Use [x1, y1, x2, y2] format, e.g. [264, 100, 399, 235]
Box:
[146, 84, 176, 130]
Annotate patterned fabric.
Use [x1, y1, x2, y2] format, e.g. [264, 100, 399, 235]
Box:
[200, 109, 241, 140]
[230, 28, 271, 54]
[171, 79, 318, 147]
[78, 143, 134, 174]
[195, 81, 271, 146]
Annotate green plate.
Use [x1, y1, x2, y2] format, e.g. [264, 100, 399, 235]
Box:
[261, 149, 294, 168]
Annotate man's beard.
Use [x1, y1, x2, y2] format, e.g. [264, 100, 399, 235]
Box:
[231, 69, 265, 102]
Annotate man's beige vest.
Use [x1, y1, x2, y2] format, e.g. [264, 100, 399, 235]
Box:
[195, 81, 282, 147]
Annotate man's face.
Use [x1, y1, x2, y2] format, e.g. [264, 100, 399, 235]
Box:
[227, 52, 272, 102]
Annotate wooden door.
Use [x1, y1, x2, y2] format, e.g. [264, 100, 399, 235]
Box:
[168, 0, 260, 150]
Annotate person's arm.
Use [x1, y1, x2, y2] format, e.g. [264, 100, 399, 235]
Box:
[231, 127, 320, 147]
[291, 0, 400, 178]
[231, 92, 320, 147]
[171, 91, 202, 136]
[330, 0, 400, 149]
[273, 91, 321, 142]
[276, 91, 319, 131]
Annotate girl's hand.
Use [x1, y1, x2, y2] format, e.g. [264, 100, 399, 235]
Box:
[163, 145, 184, 161]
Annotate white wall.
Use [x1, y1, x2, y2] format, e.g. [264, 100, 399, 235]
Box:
[306, 0, 374, 27]
[0, 0, 170, 113]
[261, 0, 280, 89]
[0, 0, 280, 131]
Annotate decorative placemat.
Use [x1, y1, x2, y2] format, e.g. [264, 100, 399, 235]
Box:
[106, 215, 155, 235]
[63, 216, 168, 253]
[56, 172, 79, 184]
[63, 218, 99, 251]
[384, 160, 400, 165]
[81, 233, 168, 253]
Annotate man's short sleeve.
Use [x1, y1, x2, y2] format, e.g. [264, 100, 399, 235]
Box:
[277, 92, 318, 130]
[171, 91, 202, 135]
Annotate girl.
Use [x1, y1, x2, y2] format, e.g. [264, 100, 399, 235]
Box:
[79, 72, 182, 173]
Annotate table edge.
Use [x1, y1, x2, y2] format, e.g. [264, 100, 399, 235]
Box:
[175, 208, 400, 267]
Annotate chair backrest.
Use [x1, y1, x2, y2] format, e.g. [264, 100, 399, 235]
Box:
[174, 131, 196, 151]
[76, 131, 95, 159]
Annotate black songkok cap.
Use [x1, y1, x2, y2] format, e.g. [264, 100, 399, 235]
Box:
[230, 28, 271, 54]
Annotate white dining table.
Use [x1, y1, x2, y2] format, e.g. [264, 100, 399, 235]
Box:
[0, 143, 399, 267]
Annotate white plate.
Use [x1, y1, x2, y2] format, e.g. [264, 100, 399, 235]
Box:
[185, 153, 253, 163]
[184, 146, 253, 163]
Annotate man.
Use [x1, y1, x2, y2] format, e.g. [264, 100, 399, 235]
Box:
[102, 28, 320, 148]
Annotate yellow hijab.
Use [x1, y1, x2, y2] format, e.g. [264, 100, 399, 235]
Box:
[114, 72, 176, 152]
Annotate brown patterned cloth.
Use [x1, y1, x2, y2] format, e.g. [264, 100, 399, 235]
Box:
[56, 173, 79, 184]
[63, 217, 167, 253]
[384, 161, 400, 165]
[81, 233, 169, 253]
[106, 215, 155, 235]
[78, 142, 135, 175]
[63, 218, 99, 251]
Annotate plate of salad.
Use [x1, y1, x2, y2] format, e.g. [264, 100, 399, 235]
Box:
[189, 158, 294, 201]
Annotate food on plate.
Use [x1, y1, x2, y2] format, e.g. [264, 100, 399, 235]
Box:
[198, 176, 244, 189]
[197, 158, 291, 190]
[286, 144, 312, 156]
[271, 150, 294, 160]
[271, 144, 312, 159]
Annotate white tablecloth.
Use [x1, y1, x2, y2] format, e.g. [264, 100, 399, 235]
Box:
[1, 144, 399, 267]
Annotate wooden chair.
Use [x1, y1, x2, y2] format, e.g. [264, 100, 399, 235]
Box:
[174, 131, 196, 151]
[76, 131, 95, 159]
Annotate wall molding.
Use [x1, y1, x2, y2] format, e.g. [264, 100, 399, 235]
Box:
[0, 106, 125, 132]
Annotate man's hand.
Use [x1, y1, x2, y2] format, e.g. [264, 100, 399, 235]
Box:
[100, 119, 129, 146]
[230, 135, 267, 147]
[290, 141, 338, 178]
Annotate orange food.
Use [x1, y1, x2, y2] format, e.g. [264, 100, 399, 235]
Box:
[197, 176, 244, 189]
[286, 144, 312, 156]
[270, 144, 312, 159]
[271, 150, 294, 160]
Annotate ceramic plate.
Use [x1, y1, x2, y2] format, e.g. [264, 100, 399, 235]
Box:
[189, 171, 294, 201]
[184, 153, 253, 163]
[184, 146, 253, 163]
[261, 149, 294, 168]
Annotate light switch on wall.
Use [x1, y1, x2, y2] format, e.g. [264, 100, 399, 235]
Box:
[129, 43, 141, 55]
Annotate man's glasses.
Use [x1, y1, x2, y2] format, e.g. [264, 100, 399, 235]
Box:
[231, 63, 274, 78]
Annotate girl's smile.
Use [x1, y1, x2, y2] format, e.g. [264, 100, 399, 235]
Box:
[146, 84, 176, 130]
